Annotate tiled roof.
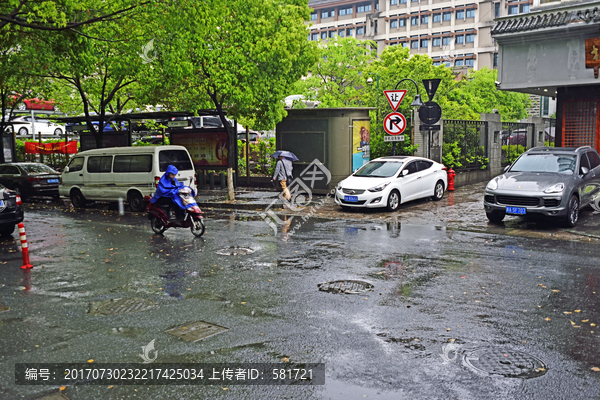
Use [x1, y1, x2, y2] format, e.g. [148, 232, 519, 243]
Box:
[492, 6, 600, 35]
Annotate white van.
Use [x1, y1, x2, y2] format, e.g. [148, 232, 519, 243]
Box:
[59, 145, 196, 211]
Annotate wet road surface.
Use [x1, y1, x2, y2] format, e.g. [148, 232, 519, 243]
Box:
[0, 201, 599, 399]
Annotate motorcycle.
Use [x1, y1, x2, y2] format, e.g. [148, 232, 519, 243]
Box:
[144, 187, 205, 237]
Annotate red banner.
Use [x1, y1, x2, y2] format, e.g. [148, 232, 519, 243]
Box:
[25, 141, 78, 155]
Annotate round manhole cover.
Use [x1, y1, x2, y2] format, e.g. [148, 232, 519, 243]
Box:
[318, 280, 374, 294]
[215, 246, 255, 256]
[463, 348, 548, 378]
[90, 298, 157, 316]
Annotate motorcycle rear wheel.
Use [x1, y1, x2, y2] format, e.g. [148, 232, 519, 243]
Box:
[151, 216, 167, 234]
[190, 218, 205, 237]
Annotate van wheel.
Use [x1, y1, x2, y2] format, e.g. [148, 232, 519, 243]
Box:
[128, 191, 145, 212]
[70, 190, 86, 208]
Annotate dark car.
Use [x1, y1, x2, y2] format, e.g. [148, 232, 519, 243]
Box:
[0, 184, 23, 236]
[484, 146, 600, 227]
[506, 129, 528, 146]
[0, 163, 61, 200]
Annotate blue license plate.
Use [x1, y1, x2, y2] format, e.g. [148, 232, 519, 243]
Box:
[344, 195, 358, 202]
[506, 206, 526, 215]
[0, 200, 3, 208]
[47, 179, 59, 183]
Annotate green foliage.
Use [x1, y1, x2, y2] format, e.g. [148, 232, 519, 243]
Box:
[502, 144, 527, 164]
[250, 137, 276, 176]
[442, 142, 463, 170]
[237, 139, 248, 175]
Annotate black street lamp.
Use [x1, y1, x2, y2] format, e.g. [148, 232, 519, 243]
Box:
[393, 78, 423, 155]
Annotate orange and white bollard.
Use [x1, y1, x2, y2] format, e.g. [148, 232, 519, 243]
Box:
[18, 223, 33, 269]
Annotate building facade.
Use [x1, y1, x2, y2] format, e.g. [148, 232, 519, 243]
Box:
[307, 0, 534, 70]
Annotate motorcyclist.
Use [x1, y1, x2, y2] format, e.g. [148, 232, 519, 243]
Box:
[150, 165, 195, 222]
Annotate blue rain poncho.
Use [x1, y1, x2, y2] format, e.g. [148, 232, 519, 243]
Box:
[150, 165, 195, 210]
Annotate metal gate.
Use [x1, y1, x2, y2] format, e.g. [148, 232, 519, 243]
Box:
[501, 122, 532, 166]
[443, 120, 489, 171]
[542, 118, 556, 147]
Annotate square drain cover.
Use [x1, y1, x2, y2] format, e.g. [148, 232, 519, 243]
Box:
[165, 320, 228, 342]
[0, 304, 9, 313]
[89, 298, 157, 315]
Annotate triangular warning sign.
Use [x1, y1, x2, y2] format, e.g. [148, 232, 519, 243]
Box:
[384, 90, 407, 111]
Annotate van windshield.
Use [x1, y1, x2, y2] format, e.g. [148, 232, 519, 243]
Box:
[159, 150, 193, 172]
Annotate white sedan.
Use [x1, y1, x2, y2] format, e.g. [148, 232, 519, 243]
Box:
[5, 116, 65, 136]
[334, 156, 448, 211]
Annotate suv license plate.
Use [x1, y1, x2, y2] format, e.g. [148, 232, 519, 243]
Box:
[47, 179, 59, 183]
[344, 196, 358, 202]
[506, 206, 526, 215]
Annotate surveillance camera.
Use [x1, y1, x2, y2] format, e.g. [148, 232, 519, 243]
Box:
[495, 81, 500, 85]
[366, 77, 374, 85]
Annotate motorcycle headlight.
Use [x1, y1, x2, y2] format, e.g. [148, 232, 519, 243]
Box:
[544, 183, 565, 194]
[368, 182, 390, 192]
[486, 180, 498, 191]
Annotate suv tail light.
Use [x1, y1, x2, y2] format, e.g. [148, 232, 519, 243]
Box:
[16, 196, 22, 206]
[155, 176, 160, 187]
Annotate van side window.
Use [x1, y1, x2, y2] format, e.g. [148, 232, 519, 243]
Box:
[87, 156, 113, 173]
[159, 150, 193, 172]
[114, 155, 152, 173]
[67, 157, 84, 172]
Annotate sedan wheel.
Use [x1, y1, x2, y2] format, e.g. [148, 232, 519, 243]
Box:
[387, 190, 400, 211]
[564, 195, 579, 227]
[54, 128, 62, 135]
[432, 181, 445, 201]
[18, 127, 28, 135]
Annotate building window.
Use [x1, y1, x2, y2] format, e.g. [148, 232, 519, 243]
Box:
[433, 13, 441, 22]
[411, 40, 419, 49]
[494, 3, 500, 17]
[443, 11, 451, 21]
[508, 2, 518, 15]
[493, 52, 498, 67]
[321, 32, 327, 39]
[391, 0, 398, 4]
[321, 9, 335, 18]
[357, 26, 364, 35]
[347, 28, 354, 36]
[411, 15, 419, 25]
[339, 29, 345, 37]
[432, 37, 441, 47]
[391, 19, 398, 28]
[433, 61, 441, 66]
[329, 31, 336, 38]
[456, 9, 465, 19]
[311, 33, 318, 41]
[402, 42, 408, 47]
[357, 3, 372, 13]
[421, 38, 429, 48]
[399, 18, 406, 26]
[339, 6, 353, 15]
[400, 0, 407, 3]
[465, 58, 474, 67]
[465, 33, 475, 43]
[520, 3, 530, 13]
[421, 15, 429, 24]
[455, 59, 465, 67]
[375, 20, 378, 34]
[442, 36, 451, 46]
[310, 12, 317, 20]
[466, 8, 475, 18]
[456, 34, 464, 44]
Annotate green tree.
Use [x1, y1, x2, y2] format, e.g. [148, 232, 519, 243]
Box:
[145, 0, 318, 137]
[296, 36, 376, 107]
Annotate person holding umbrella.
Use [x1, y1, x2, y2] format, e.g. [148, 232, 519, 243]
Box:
[271, 150, 298, 202]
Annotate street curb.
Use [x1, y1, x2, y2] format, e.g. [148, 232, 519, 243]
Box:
[196, 202, 284, 211]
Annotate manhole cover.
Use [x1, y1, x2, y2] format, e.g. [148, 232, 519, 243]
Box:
[318, 280, 374, 294]
[165, 320, 228, 342]
[89, 298, 157, 315]
[215, 246, 255, 256]
[463, 348, 548, 378]
[0, 304, 9, 313]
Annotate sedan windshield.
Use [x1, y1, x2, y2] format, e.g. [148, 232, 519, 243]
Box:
[20, 164, 57, 174]
[510, 154, 576, 174]
[354, 161, 403, 178]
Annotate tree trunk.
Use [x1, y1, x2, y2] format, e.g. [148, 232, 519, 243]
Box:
[227, 167, 235, 201]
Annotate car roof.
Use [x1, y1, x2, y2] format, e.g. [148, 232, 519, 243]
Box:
[75, 145, 189, 156]
[527, 146, 594, 154]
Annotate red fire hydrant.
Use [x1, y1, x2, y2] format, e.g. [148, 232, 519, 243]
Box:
[447, 168, 456, 191]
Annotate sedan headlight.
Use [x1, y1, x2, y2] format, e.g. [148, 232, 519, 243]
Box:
[544, 183, 565, 194]
[486, 180, 498, 191]
[336, 182, 343, 190]
[368, 182, 390, 192]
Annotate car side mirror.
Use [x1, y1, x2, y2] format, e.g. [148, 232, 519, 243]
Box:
[401, 169, 409, 177]
[63, 166, 70, 173]
[580, 166, 590, 176]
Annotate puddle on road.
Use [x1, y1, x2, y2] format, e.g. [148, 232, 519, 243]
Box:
[104, 327, 146, 338]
